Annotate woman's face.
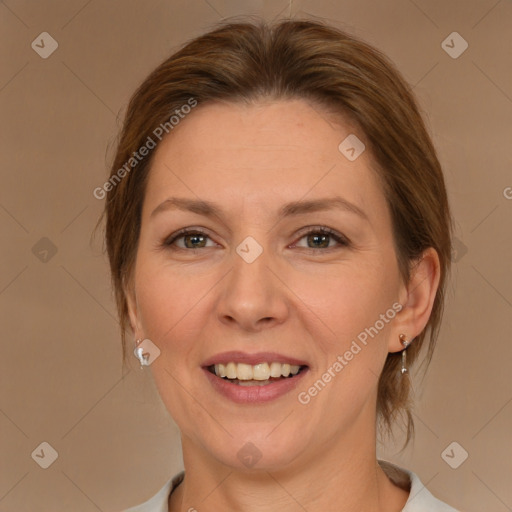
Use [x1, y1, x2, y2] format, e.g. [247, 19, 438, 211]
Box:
[127, 99, 408, 471]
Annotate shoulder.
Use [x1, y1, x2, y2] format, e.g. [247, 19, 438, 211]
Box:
[378, 459, 459, 511]
[122, 471, 184, 512]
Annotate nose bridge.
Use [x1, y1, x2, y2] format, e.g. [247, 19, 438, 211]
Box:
[230, 233, 273, 301]
[217, 231, 288, 330]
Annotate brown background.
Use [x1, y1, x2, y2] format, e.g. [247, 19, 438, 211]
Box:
[1, 1, 511, 511]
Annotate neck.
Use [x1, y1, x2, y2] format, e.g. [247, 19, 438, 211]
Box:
[169, 410, 408, 512]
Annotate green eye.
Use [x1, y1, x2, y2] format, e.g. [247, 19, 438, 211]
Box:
[164, 229, 212, 249]
[295, 228, 349, 250]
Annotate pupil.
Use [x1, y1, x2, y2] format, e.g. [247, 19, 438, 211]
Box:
[185, 234, 205, 248]
[309, 234, 329, 248]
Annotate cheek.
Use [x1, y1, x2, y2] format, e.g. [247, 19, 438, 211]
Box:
[294, 266, 398, 420]
[292, 261, 399, 420]
[133, 256, 217, 404]
[134, 263, 204, 424]
[290, 258, 398, 350]
[135, 254, 198, 334]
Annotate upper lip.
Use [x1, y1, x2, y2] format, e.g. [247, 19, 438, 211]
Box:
[202, 351, 309, 367]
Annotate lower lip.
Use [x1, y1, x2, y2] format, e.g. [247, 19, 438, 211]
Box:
[202, 367, 309, 404]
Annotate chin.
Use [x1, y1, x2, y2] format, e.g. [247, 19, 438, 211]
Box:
[205, 428, 308, 472]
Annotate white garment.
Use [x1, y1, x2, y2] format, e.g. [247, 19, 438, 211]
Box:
[123, 459, 459, 511]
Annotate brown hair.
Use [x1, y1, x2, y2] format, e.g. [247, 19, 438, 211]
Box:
[97, 18, 452, 446]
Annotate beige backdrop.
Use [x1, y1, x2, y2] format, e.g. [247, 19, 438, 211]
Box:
[1, 1, 511, 511]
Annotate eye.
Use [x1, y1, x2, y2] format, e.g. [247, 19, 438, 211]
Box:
[292, 226, 350, 251]
[163, 229, 216, 250]
[162, 226, 350, 252]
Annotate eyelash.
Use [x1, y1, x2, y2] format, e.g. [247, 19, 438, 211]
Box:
[162, 226, 350, 254]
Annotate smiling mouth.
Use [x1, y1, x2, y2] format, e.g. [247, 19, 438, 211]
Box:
[207, 362, 308, 386]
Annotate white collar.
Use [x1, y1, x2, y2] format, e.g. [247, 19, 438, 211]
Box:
[124, 459, 458, 511]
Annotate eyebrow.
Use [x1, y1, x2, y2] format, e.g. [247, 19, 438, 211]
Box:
[150, 196, 368, 222]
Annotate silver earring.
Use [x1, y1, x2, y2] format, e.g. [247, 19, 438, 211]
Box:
[134, 338, 150, 368]
[399, 334, 411, 375]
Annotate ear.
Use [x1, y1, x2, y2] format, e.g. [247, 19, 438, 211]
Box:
[124, 277, 142, 340]
[388, 247, 441, 353]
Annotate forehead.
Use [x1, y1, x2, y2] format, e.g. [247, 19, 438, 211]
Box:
[142, 99, 386, 220]
[152, 98, 356, 162]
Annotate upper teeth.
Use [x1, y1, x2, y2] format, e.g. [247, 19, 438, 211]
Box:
[214, 362, 302, 380]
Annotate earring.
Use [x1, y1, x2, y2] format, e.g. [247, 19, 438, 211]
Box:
[133, 338, 150, 368]
[399, 334, 412, 375]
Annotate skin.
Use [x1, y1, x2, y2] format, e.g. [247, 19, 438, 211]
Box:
[125, 98, 440, 512]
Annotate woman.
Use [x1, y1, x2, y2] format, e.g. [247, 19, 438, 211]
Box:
[101, 18, 458, 511]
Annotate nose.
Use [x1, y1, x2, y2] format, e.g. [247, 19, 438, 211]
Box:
[216, 244, 289, 333]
